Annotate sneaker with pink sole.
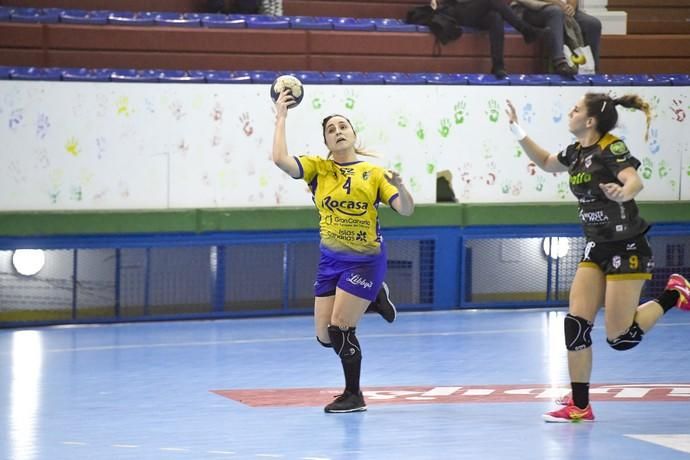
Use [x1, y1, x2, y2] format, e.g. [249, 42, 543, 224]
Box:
[543, 403, 595, 423]
[666, 273, 690, 311]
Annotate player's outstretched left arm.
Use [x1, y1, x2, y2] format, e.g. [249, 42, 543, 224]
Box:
[387, 171, 415, 216]
[599, 167, 643, 203]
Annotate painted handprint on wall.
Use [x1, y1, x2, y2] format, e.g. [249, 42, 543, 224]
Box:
[116, 96, 132, 117]
[65, 137, 81, 157]
[36, 113, 50, 139]
[641, 158, 654, 180]
[658, 160, 669, 179]
[95, 137, 107, 159]
[557, 182, 568, 199]
[522, 103, 535, 124]
[9, 108, 23, 129]
[485, 99, 500, 123]
[511, 181, 523, 196]
[551, 100, 563, 124]
[648, 128, 661, 154]
[535, 176, 545, 192]
[239, 112, 254, 136]
[70, 185, 83, 202]
[169, 100, 186, 121]
[211, 102, 223, 122]
[454, 100, 468, 124]
[344, 89, 357, 110]
[670, 99, 686, 122]
[438, 118, 451, 138]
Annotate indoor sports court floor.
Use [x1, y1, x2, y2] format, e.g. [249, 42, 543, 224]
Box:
[1, 308, 689, 460]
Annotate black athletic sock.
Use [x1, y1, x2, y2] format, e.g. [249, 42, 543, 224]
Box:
[342, 359, 361, 394]
[656, 290, 680, 313]
[571, 382, 590, 409]
[328, 325, 362, 394]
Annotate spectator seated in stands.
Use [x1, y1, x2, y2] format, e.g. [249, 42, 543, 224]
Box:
[510, 0, 602, 76]
[429, 0, 545, 78]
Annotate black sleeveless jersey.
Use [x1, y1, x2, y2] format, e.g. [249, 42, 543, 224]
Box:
[557, 133, 650, 242]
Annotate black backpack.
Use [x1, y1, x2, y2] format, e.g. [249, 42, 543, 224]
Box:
[207, 0, 260, 14]
[406, 5, 463, 45]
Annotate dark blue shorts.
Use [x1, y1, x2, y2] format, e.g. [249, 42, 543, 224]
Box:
[314, 246, 387, 302]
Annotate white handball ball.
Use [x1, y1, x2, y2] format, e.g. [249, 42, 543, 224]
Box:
[270, 74, 304, 109]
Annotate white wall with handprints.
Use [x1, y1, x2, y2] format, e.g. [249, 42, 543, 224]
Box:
[1, 81, 688, 210]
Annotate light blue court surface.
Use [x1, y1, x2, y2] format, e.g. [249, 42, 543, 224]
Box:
[1, 309, 689, 460]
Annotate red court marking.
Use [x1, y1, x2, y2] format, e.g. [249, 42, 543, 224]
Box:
[212, 383, 690, 408]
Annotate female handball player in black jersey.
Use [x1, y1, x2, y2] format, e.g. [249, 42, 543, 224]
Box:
[506, 93, 690, 422]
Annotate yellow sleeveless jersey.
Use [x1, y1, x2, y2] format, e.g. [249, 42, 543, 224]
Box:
[295, 155, 400, 255]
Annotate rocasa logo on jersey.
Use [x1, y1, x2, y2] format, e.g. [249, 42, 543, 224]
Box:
[570, 172, 592, 185]
[322, 196, 369, 216]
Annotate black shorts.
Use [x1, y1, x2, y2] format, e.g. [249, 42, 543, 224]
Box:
[579, 234, 654, 280]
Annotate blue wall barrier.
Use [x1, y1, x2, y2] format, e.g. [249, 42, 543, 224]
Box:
[2, 223, 689, 327]
[1, 65, 688, 86]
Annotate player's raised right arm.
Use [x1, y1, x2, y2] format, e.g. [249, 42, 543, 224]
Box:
[272, 90, 301, 178]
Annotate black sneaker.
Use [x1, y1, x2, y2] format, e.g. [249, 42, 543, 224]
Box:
[553, 59, 577, 78]
[492, 67, 508, 79]
[324, 390, 367, 413]
[368, 282, 397, 323]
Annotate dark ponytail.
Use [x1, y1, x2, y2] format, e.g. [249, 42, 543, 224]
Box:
[583, 93, 652, 141]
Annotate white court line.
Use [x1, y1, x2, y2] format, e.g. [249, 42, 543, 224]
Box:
[112, 444, 139, 448]
[208, 451, 236, 455]
[0, 329, 542, 354]
[4, 321, 690, 355]
[256, 454, 284, 458]
[302, 457, 330, 460]
[159, 447, 190, 452]
[625, 434, 690, 454]
[62, 441, 87, 446]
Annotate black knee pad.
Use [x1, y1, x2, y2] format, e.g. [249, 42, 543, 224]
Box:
[316, 336, 332, 348]
[607, 322, 644, 351]
[564, 314, 593, 351]
[327, 325, 361, 363]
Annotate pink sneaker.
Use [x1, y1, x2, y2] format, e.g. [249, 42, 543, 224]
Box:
[543, 403, 595, 423]
[666, 273, 690, 311]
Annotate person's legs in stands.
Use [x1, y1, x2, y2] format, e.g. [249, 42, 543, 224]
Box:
[574, 10, 602, 71]
[487, 0, 542, 43]
[448, 0, 491, 25]
[482, 11, 508, 78]
[523, 6, 576, 76]
[445, 1, 506, 78]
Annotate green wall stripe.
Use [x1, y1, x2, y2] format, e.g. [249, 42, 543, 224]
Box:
[198, 207, 319, 231]
[1, 202, 689, 236]
[0, 210, 198, 236]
